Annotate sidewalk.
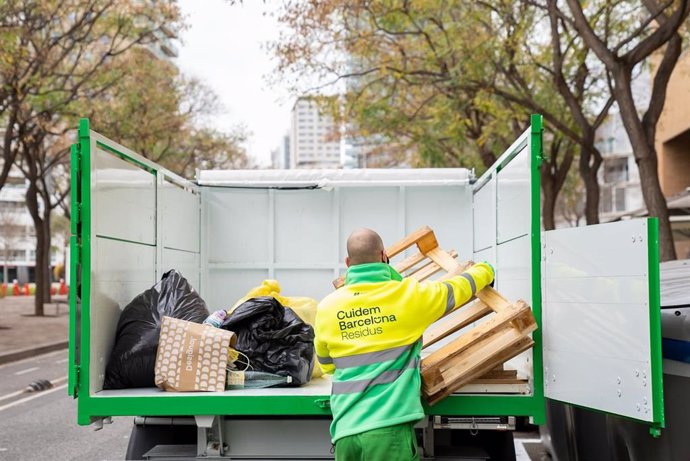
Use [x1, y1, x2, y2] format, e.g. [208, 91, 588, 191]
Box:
[0, 295, 69, 361]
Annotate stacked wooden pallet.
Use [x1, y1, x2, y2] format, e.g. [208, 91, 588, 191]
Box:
[335, 226, 537, 405]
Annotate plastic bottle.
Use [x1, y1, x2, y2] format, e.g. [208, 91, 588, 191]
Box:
[203, 309, 228, 328]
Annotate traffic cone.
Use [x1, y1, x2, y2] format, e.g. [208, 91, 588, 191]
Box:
[23, 283, 30, 296]
[12, 281, 19, 296]
[59, 279, 67, 295]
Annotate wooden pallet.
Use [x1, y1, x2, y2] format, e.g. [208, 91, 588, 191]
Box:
[333, 226, 537, 405]
[421, 299, 536, 405]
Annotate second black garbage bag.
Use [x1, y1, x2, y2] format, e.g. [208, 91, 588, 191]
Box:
[222, 296, 314, 386]
[104, 270, 210, 389]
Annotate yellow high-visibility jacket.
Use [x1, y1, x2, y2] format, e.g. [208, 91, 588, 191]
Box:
[314, 261, 494, 443]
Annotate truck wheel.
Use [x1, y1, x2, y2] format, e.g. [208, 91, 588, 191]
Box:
[125, 423, 196, 460]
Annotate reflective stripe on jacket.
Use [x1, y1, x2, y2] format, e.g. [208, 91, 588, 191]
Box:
[315, 261, 494, 443]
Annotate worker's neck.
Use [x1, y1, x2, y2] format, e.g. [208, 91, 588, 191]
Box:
[344, 262, 403, 286]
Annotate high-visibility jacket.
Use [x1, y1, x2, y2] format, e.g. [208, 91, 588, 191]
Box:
[314, 261, 495, 443]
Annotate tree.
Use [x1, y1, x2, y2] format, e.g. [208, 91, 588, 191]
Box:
[0, 0, 182, 315]
[271, 1, 586, 229]
[472, 0, 615, 227]
[271, 2, 522, 171]
[88, 48, 250, 177]
[553, 0, 690, 261]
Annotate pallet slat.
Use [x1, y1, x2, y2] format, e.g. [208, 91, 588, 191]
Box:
[422, 300, 492, 349]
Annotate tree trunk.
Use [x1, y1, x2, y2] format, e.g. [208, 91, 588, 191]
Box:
[613, 67, 677, 261]
[3, 245, 8, 284]
[25, 182, 45, 316]
[42, 214, 52, 303]
[635, 152, 676, 261]
[34, 224, 47, 316]
[579, 142, 601, 225]
[541, 167, 557, 231]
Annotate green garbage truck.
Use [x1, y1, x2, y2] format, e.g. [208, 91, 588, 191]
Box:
[68, 114, 664, 459]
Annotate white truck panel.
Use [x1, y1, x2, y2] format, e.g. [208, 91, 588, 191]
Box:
[543, 219, 655, 422]
[202, 182, 473, 311]
[205, 189, 270, 264]
[91, 236, 156, 394]
[497, 145, 530, 244]
[93, 145, 156, 245]
[160, 178, 200, 253]
[473, 181, 495, 253]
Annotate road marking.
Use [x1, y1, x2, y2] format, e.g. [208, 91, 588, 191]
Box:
[0, 383, 67, 413]
[0, 447, 7, 452]
[51, 376, 68, 386]
[0, 349, 66, 370]
[14, 367, 39, 376]
[0, 376, 68, 404]
[514, 439, 532, 461]
[56, 358, 69, 364]
[0, 389, 25, 403]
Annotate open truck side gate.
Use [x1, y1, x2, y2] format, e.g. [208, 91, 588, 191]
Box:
[69, 114, 664, 458]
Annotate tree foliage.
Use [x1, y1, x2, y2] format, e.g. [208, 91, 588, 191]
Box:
[0, 0, 183, 314]
[0, 0, 248, 315]
[89, 48, 250, 177]
[270, 0, 605, 230]
[272, 0, 690, 250]
[271, 1, 529, 171]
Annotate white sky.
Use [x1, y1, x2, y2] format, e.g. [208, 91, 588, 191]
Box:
[176, 0, 290, 167]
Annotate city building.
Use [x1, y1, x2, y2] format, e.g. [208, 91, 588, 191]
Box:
[655, 50, 690, 258]
[271, 133, 291, 169]
[290, 97, 341, 169]
[656, 50, 690, 198]
[0, 168, 63, 284]
[146, 23, 179, 61]
[594, 111, 645, 220]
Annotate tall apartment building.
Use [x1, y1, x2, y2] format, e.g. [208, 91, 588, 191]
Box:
[290, 98, 341, 169]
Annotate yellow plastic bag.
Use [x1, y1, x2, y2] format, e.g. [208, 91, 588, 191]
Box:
[229, 280, 322, 379]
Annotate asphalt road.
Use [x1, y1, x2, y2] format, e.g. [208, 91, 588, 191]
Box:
[0, 351, 548, 461]
[0, 351, 131, 461]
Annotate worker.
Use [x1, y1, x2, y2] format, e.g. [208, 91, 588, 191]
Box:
[315, 228, 495, 461]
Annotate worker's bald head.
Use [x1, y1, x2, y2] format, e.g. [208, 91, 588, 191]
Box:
[346, 228, 386, 266]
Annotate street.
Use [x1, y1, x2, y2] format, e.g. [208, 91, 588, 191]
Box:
[0, 351, 547, 461]
[0, 350, 131, 461]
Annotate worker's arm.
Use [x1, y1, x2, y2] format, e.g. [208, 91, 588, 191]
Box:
[314, 309, 335, 375]
[414, 262, 495, 327]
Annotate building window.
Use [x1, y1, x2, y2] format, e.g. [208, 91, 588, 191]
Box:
[600, 186, 627, 214]
[604, 158, 628, 183]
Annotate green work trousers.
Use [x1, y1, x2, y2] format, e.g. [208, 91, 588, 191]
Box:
[334, 422, 420, 461]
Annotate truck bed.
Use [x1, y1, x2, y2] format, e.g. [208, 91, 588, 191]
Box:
[95, 375, 528, 399]
[96, 377, 333, 398]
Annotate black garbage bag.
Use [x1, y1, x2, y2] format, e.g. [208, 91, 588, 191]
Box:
[104, 270, 209, 389]
[222, 296, 314, 386]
